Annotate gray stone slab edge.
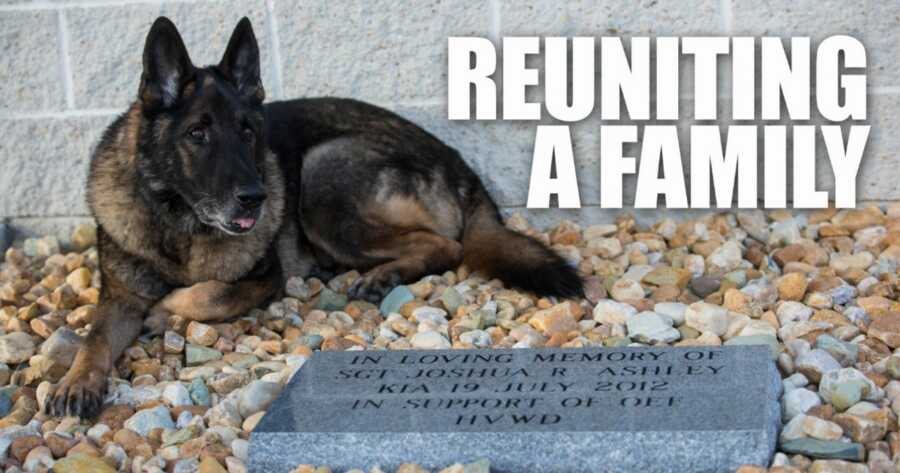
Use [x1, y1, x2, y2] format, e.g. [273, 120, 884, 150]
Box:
[249, 429, 776, 473]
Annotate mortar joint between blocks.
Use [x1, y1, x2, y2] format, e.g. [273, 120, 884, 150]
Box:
[57, 10, 76, 110]
[720, 0, 733, 34]
[489, 0, 501, 44]
[264, 0, 284, 100]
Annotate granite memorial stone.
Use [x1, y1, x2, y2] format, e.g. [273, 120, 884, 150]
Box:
[250, 345, 781, 472]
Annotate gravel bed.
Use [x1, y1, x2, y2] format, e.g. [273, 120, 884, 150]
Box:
[0, 206, 898, 473]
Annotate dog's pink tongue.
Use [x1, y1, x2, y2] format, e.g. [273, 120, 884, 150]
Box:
[234, 218, 256, 229]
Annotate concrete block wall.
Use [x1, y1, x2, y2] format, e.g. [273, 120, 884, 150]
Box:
[1, 0, 898, 239]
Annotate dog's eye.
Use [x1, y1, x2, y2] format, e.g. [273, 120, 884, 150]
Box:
[242, 127, 255, 143]
[188, 127, 207, 143]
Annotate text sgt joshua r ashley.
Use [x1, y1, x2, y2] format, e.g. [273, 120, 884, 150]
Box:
[447, 36, 870, 210]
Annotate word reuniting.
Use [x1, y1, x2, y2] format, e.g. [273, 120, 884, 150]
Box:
[447, 36, 870, 209]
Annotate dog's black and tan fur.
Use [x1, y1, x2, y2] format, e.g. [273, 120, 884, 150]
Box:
[49, 17, 582, 418]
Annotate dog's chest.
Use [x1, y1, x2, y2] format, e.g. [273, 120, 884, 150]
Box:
[179, 236, 264, 284]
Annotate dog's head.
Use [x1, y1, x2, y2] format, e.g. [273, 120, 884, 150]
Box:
[136, 17, 268, 236]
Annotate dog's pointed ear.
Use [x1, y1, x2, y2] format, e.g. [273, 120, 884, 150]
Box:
[140, 17, 194, 110]
[219, 17, 264, 103]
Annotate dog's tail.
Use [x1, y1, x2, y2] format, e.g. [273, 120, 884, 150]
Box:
[461, 190, 584, 299]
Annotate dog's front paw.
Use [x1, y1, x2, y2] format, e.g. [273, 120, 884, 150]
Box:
[143, 306, 170, 336]
[47, 367, 108, 418]
[348, 267, 402, 303]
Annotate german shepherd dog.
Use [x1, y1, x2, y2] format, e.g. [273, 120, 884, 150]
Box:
[48, 17, 582, 418]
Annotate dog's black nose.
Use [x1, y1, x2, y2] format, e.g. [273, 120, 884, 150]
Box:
[235, 187, 267, 208]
